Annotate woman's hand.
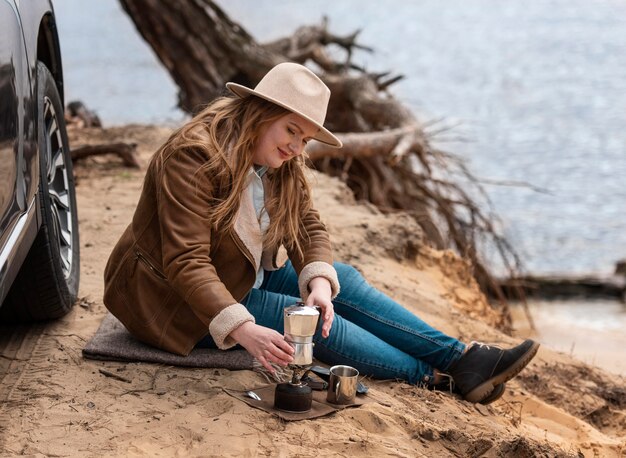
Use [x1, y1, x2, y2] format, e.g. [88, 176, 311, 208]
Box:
[229, 321, 294, 373]
[306, 277, 334, 338]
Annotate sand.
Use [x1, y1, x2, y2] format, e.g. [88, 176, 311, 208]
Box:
[0, 125, 624, 457]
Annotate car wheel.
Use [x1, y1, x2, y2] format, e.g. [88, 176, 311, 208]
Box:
[0, 62, 80, 321]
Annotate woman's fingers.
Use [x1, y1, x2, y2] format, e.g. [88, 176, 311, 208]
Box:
[265, 343, 293, 366]
[257, 333, 294, 367]
[305, 296, 334, 338]
[321, 311, 334, 338]
[236, 324, 296, 370]
[273, 335, 296, 356]
[321, 313, 333, 337]
[304, 278, 335, 337]
[257, 344, 291, 372]
[323, 303, 333, 321]
[317, 299, 334, 338]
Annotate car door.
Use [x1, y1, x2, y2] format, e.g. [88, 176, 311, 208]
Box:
[0, 0, 28, 252]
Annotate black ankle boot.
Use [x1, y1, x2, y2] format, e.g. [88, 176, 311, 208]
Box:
[447, 339, 539, 403]
[428, 377, 507, 405]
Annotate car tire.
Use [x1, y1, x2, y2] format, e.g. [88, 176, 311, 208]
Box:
[0, 62, 80, 321]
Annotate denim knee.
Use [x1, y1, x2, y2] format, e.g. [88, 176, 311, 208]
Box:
[334, 262, 366, 286]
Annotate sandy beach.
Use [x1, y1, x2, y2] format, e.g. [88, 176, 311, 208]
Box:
[0, 125, 624, 457]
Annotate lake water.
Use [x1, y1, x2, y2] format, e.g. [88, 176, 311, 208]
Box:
[53, 1, 626, 371]
[54, 0, 626, 277]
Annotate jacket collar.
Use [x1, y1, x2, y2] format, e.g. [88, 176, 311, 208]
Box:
[232, 169, 264, 270]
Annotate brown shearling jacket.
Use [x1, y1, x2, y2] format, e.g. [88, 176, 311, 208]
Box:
[103, 143, 339, 356]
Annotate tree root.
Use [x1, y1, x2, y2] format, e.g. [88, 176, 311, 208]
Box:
[119, 1, 528, 329]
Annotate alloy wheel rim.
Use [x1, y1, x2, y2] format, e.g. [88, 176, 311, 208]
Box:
[43, 96, 74, 279]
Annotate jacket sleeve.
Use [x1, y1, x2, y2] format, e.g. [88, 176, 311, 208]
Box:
[156, 148, 254, 349]
[287, 206, 340, 301]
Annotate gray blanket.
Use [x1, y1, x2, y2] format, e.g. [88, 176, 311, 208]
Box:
[82, 313, 254, 369]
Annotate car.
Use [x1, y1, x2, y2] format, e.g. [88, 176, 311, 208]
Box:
[0, 0, 79, 321]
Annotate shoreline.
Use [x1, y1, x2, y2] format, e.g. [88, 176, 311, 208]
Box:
[511, 299, 626, 378]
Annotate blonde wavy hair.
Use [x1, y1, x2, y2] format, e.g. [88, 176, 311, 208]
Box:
[155, 96, 314, 258]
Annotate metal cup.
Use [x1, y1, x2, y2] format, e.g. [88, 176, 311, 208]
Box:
[326, 365, 359, 404]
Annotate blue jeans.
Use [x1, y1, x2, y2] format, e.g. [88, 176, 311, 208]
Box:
[200, 261, 465, 385]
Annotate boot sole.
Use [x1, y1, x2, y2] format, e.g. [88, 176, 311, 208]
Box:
[480, 382, 505, 405]
[464, 341, 540, 403]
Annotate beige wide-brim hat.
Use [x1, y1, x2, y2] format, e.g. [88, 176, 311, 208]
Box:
[226, 62, 342, 148]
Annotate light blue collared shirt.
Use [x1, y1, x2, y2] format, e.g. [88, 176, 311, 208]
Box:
[251, 165, 269, 288]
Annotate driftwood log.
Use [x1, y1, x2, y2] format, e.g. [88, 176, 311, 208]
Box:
[118, 0, 525, 329]
[71, 143, 140, 168]
[502, 261, 626, 302]
[500, 275, 626, 302]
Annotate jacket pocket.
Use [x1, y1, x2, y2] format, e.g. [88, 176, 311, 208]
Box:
[132, 250, 167, 281]
[110, 248, 176, 328]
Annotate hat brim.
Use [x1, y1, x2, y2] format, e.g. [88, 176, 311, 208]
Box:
[226, 82, 342, 148]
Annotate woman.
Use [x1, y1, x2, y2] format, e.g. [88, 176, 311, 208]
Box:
[103, 63, 538, 404]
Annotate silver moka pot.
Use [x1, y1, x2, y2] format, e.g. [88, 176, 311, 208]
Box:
[274, 303, 320, 413]
[283, 303, 320, 366]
